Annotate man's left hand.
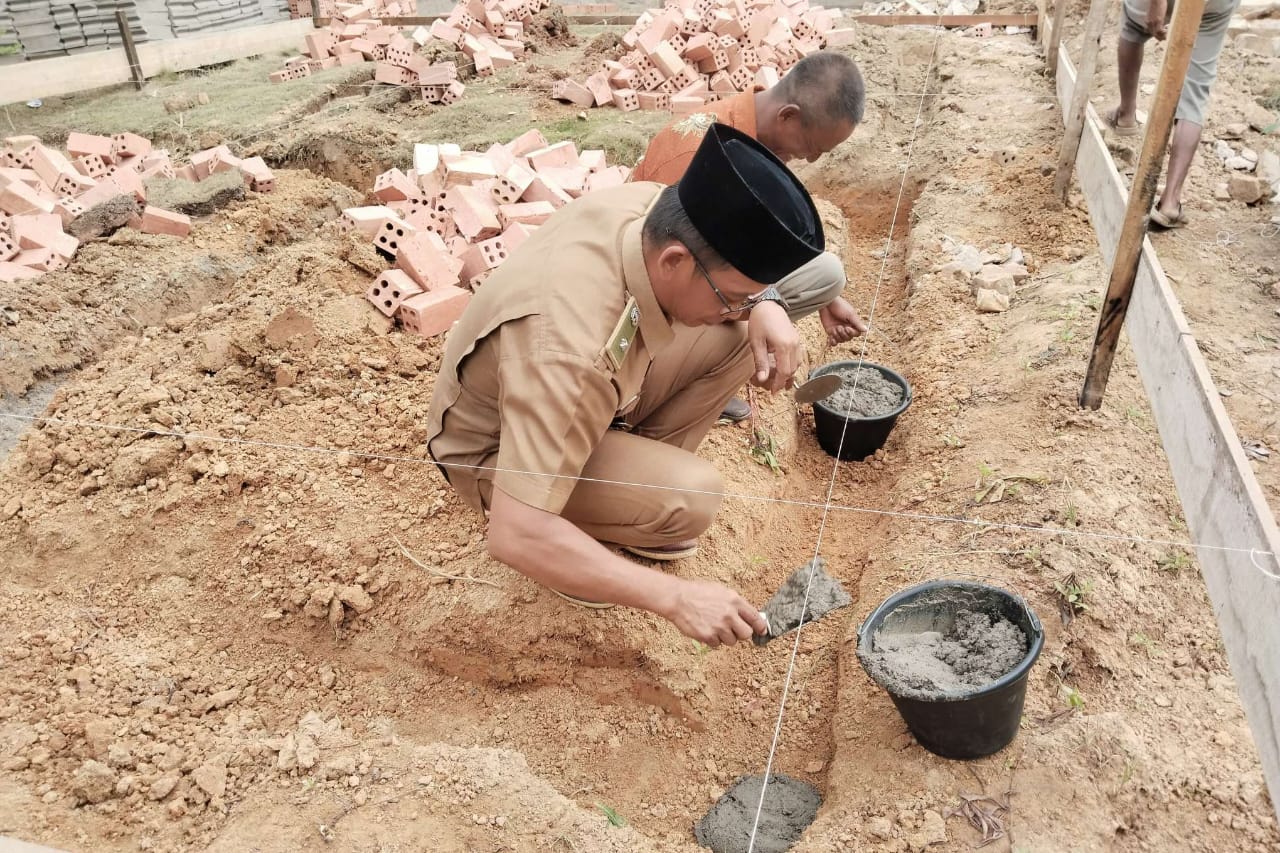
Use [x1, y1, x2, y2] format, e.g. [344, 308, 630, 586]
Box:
[746, 300, 801, 393]
[819, 297, 867, 345]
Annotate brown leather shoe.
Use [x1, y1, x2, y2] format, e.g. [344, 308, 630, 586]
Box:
[623, 540, 699, 561]
[550, 588, 615, 610]
[719, 396, 752, 423]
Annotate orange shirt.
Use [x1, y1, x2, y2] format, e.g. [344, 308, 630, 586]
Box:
[630, 92, 758, 185]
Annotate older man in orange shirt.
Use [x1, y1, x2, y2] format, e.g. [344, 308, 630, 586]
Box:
[634, 50, 868, 422]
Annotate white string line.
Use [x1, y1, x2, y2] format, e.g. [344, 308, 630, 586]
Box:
[0, 410, 1274, 566]
[744, 20, 947, 853]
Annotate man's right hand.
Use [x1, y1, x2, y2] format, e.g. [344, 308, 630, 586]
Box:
[1147, 0, 1168, 40]
[660, 578, 769, 647]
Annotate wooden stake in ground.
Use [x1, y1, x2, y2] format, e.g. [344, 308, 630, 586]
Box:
[115, 10, 145, 91]
[1045, 0, 1068, 80]
[1079, 0, 1207, 409]
[1053, 0, 1110, 200]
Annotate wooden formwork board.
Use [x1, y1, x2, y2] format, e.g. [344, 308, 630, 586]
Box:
[1052, 36, 1280, 826]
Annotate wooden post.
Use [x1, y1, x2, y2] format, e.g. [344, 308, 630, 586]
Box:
[311, 0, 322, 29]
[1052, 0, 1110, 200]
[115, 10, 145, 90]
[1045, 0, 1067, 79]
[1079, 0, 1207, 409]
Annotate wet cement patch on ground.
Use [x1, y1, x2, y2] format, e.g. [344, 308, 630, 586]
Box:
[695, 774, 821, 853]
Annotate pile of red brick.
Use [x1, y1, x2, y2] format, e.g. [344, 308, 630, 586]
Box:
[552, 0, 852, 113]
[0, 133, 275, 283]
[422, 0, 546, 81]
[352, 128, 630, 337]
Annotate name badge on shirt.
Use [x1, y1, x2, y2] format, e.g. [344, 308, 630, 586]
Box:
[604, 296, 641, 372]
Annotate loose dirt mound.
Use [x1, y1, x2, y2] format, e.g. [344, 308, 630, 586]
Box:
[524, 5, 578, 53]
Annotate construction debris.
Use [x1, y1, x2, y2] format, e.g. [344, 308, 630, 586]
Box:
[551, 0, 852, 112]
[351, 128, 630, 337]
[935, 238, 1030, 314]
[0, 133, 274, 283]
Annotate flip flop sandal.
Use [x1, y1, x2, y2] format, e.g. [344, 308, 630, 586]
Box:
[1149, 205, 1188, 230]
[551, 588, 615, 610]
[622, 542, 700, 561]
[1104, 108, 1141, 138]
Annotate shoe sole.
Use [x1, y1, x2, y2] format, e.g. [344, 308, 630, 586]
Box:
[551, 588, 615, 609]
[622, 544, 700, 561]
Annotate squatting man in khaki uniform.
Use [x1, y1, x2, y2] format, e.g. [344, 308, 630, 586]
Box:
[427, 124, 827, 648]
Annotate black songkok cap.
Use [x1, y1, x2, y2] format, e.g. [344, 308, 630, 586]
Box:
[676, 122, 824, 284]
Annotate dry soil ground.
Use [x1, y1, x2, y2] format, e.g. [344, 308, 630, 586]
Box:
[0, 14, 1278, 853]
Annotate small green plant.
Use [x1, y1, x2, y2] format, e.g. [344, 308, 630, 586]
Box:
[1156, 549, 1191, 574]
[1129, 632, 1160, 657]
[692, 640, 710, 656]
[1054, 575, 1093, 614]
[1057, 326, 1077, 344]
[977, 461, 996, 480]
[942, 433, 963, 448]
[1064, 685, 1086, 710]
[750, 428, 782, 473]
[596, 802, 626, 827]
[1061, 502, 1079, 527]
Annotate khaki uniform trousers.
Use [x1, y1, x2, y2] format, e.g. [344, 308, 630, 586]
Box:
[461, 254, 839, 547]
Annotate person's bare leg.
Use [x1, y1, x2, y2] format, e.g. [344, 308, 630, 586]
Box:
[1115, 38, 1145, 126]
[1157, 119, 1202, 217]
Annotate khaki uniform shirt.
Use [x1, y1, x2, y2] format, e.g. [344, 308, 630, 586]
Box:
[630, 92, 758, 185]
[426, 182, 675, 515]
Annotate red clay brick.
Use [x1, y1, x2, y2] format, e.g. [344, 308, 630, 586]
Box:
[0, 260, 43, 281]
[373, 168, 420, 202]
[0, 231, 17, 261]
[28, 145, 75, 191]
[499, 221, 537, 253]
[373, 216, 416, 257]
[497, 200, 555, 228]
[398, 286, 471, 338]
[366, 268, 424, 316]
[340, 205, 397, 236]
[492, 162, 537, 205]
[65, 132, 115, 161]
[13, 247, 67, 272]
[73, 154, 109, 178]
[0, 179, 55, 215]
[520, 174, 573, 209]
[112, 132, 152, 159]
[396, 232, 463, 290]
[444, 185, 501, 240]
[51, 197, 85, 227]
[505, 129, 548, 158]
[138, 206, 192, 237]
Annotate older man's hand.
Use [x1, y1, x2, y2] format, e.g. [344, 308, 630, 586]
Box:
[819, 297, 868, 345]
[746, 299, 801, 392]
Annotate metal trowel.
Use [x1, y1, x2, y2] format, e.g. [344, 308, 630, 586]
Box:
[753, 557, 853, 646]
[793, 373, 843, 405]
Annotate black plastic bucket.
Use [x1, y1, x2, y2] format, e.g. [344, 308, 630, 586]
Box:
[855, 580, 1043, 760]
[809, 360, 911, 461]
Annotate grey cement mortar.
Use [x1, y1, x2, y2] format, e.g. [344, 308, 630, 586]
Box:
[695, 774, 821, 853]
[862, 609, 1028, 700]
[0, 379, 59, 462]
[823, 365, 904, 418]
[144, 170, 245, 216]
[67, 195, 139, 241]
[753, 557, 851, 646]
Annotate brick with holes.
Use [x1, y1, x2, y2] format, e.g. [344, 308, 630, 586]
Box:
[636, 91, 670, 111]
[550, 78, 595, 108]
[239, 156, 275, 193]
[373, 216, 416, 257]
[506, 129, 549, 158]
[583, 72, 614, 107]
[11, 213, 75, 258]
[340, 205, 397, 236]
[373, 168, 419, 203]
[0, 230, 16, 262]
[367, 269, 424, 316]
[13, 247, 68, 272]
[442, 154, 499, 186]
[534, 166, 588, 198]
[112, 132, 152, 160]
[105, 167, 146, 203]
[585, 165, 629, 194]
[399, 286, 471, 338]
[496, 200, 555, 228]
[416, 62, 458, 85]
[27, 146, 75, 192]
[51, 197, 85, 227]
[491, 162, 537, 205]
[72, 155, 109, 179]
[53, 171, 95, 198]
[441, 81, 466, 106]
[65, 132, 115, 162]
[520, 174, 573, 209]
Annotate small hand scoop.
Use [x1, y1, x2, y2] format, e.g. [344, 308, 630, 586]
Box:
[753, 557, 853, 646]
[793, 373, 843, 405]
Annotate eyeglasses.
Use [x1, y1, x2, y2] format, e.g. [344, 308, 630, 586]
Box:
[691, 255, 773, 316]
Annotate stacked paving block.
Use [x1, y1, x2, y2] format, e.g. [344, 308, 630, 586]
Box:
[553, 0, 852, 112]
[0, 132, 276, 283]
[353, 128, 631, 338]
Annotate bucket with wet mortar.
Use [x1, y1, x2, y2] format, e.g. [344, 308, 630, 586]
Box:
[808, 359, 911, 461]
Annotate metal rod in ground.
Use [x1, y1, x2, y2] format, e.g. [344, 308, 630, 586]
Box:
[115, 10, 145, 91]
[1079, 0, 1208, 409]
[1053, 0, 1111, 200]
[1045, 0, 1068, 80]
